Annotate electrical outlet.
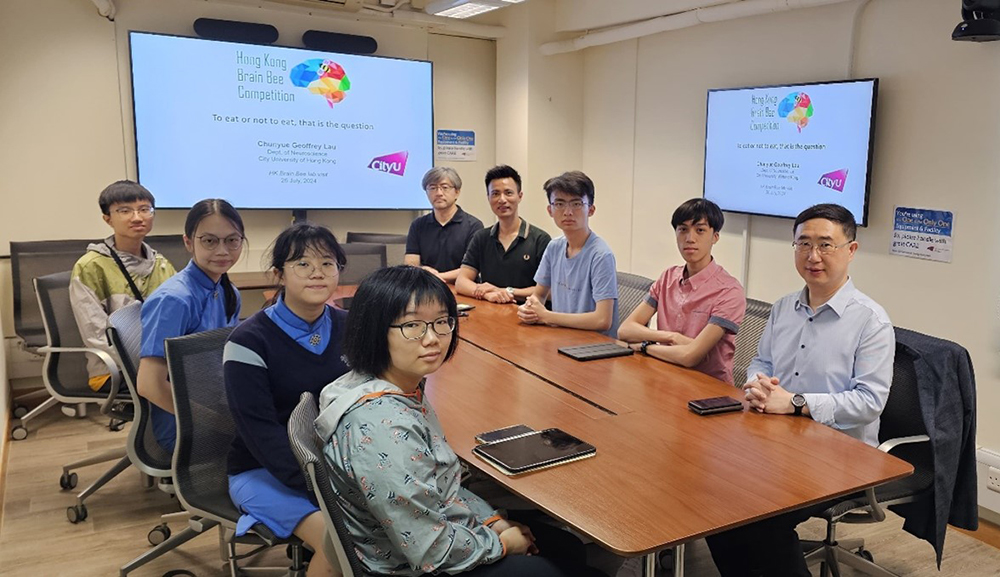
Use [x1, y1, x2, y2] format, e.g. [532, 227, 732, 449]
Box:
[989, 466, 1000, 493]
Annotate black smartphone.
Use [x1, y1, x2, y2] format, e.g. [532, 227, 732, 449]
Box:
[475, 424, 534, 444]
[688, 396, 743, 415]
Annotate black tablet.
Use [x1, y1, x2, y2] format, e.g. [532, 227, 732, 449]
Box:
[472, 428, 596, 475]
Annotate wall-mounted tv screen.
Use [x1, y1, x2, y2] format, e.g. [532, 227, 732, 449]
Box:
[129, 31, 433, 210]
[703, 78, 878, 225]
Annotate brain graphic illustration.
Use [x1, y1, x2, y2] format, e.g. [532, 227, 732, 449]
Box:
[290, 59, 351, 107]
[777, 92, 813, 132]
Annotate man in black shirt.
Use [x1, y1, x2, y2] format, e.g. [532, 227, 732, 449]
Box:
[404, 166, 484, 284]
[456, 165, 551, 303]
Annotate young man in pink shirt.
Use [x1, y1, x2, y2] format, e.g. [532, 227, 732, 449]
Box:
[618, 198, 746, 384]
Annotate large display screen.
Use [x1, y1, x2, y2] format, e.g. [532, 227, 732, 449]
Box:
[704, 79, 878, 225]
[129, 31, 433, 210]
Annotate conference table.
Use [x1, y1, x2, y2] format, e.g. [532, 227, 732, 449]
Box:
[424, 295, 913, 576]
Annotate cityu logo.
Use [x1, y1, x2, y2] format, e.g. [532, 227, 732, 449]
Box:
[368, 151, 409, 177]
[818, 168, 848, 193]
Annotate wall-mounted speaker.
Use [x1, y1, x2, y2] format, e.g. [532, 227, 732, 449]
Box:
[193, 18, 279, 44]
[302, 30, 378, 55]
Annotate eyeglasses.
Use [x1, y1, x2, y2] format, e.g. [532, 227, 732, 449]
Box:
[550, 200, 588, 212]
[196, 234, 244, 251]
[114, 206, 154, 217]
[285, 259, 343, 278]
[792, 240, 852, 255]
[488, 190, 519, 200]
[389, 316, 457, 340]
[426, 184, 455, 193]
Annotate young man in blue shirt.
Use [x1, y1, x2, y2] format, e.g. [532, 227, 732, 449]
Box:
[707, 203, 894, 577]
[517, 171, 619, 336]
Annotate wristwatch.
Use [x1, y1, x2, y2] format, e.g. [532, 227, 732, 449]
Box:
[506, 287, 515, 296]
[791, 393, 806, 416]
[640, 341, 655, 355]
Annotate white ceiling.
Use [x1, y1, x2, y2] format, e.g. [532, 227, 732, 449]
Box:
[554, 0, 740, 32]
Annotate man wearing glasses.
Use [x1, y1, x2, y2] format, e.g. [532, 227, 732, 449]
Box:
[404, 167, 483, 284]
[518, 171, 619, 336]
[70, 180, 176, 392]
[706, 203, 894, 577]
[456, 165, 551, 303]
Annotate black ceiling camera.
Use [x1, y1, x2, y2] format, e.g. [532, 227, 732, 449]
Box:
[953, 0, 1000, 41]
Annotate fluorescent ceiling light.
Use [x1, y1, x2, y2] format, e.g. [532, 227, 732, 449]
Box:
[426, 0, 524, 19]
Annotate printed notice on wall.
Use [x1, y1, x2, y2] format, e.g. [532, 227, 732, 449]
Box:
[435, 129, 476, 161]
[890, 206, 953, 263]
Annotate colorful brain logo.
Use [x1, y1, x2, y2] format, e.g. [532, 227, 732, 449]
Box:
[290, 59, 351, 108]
[778, 92, 813, 132]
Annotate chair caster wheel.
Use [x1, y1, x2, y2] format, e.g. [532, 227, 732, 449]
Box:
[60, 405, 79, 418]
[11, 426, 28, 441]
[148, 524, 171, 545]
[856, 548, 874, 562]
[67, 504, 88, 524]
[13, 404, 28, 418]
[59, 471, 79, 490]
[109, 418, 126, 432]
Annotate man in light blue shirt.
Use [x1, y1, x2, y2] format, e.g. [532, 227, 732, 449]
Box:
[707, 203, 894, 577]
[518, 171, 619, 337]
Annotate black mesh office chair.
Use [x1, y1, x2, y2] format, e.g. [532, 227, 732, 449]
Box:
[345, 232, 407, 266]
[107, 302, 188, 544]
[10, 240, 96, 424]
[146, 233, 189, 270]
[288, 393, 369, 577]
[11, 271, 121, 441]
[732, 298, 772, 386]
[616, 271, 654, 323]
[340, 243, 388, 288]
[803, 338, 935, 577]
[165, 327, 306, 577]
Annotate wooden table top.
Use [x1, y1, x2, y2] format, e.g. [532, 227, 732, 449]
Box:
[422, 294, 914, 556]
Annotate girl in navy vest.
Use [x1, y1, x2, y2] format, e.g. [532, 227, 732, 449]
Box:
[225, 223, 349, 577]
[138, 198, 244, 452]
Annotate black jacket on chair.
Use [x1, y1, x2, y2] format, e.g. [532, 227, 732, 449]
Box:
[890, 327, 978, 566]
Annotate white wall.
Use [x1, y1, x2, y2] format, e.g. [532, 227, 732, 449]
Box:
[0, 0, 496, 341]
[572, 0, 1000, 453]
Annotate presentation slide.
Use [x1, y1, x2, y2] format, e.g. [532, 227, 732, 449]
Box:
[130, 32, 433, 210]
[704, 80, 876, 224]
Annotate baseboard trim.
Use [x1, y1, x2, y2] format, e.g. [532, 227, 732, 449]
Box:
[0, 406, 10, 538]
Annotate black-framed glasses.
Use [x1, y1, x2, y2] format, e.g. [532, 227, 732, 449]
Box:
[792, 240, 852, 256]
[284, 260, 343, 278]
[196, 234, 244, 251]
[389, 316, 457, 340]
[114, 206, 154, 217]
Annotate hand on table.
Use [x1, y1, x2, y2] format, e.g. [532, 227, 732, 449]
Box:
[517, 295, 545, 324]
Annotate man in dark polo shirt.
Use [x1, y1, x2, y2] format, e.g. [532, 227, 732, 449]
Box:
[404, 166, 484, 284]
[456, 165, 551, 303]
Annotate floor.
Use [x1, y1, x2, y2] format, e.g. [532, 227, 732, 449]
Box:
[3, 403, 1000, 577]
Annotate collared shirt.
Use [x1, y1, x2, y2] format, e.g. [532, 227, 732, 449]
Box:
[405, 206, 484, 272]
[645, 259, 746, 384]
[461, 217, 551, 289]
[264, 294, 333, 355]
[534, 232, 619, 337]
[748, 278, 894, 446]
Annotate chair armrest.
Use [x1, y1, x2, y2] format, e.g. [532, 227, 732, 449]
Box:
[37, 346, 123, 415]
[877, 434, 930, 454]
[843, 435, 930, 524]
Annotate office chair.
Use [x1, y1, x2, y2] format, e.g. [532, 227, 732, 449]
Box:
[288, 392, 370, 577]
[345, 232, 407, 266]
[145, 233, 189, 270]
[803, 337, 935, 577]
[340, 242, 388, 287]
[10, 240, 98, 426]
[11, 271, 120, 441]
[732, 298, 772, 386]
[616, 271, 654, 323]
[107, 302, 190, 543]
[164, 327, 306, 577]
